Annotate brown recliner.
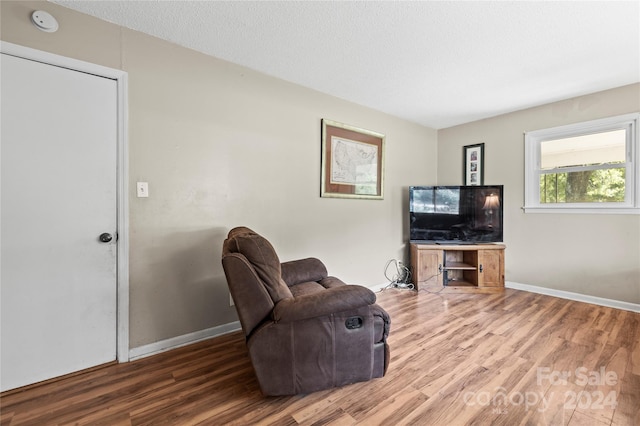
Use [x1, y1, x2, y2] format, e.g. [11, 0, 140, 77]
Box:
[221, 227, 390, 396]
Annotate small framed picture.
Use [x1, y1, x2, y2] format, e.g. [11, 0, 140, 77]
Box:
[464, 143, 484, 186]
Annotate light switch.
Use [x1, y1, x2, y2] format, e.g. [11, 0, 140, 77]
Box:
[136, 182, 149, 198]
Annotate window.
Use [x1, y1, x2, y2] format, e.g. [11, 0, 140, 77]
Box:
[524, 113, 639, 214]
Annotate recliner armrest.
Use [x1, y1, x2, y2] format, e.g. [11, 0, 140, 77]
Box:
[272, 285, 376, 323]
[280, 257, 328, 286]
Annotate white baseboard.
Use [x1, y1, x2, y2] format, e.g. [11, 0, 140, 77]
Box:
[127, 283, 391, 361]
[506, 281, 640, 313]
[371, 280, 640, 313]
[127, 282, 638, 361]
[129, 321, 241, 361]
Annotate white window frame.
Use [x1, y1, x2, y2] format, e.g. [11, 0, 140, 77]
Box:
[524, 113, 640, 214]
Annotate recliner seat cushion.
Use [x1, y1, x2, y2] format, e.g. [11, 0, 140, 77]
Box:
[289, 282, 326, 297]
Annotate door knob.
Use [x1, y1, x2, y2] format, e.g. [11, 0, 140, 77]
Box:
[99, 232, 113, 243]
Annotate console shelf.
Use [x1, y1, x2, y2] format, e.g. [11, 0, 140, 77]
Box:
[444, 262, 476, 270]
[410, 243, 505, 293]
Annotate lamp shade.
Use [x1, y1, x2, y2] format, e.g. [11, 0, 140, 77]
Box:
[482, 194, 500, 210]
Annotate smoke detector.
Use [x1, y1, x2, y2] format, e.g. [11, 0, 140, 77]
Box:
[31, 10, 59, 33]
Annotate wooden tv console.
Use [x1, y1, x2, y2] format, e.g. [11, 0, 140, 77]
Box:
[410, 243, 505, 293]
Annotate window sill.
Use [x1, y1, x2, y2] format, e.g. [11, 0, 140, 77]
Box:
[523, 206, 640, 215]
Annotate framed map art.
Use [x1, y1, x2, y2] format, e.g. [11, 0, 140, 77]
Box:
[321, 119, 385, 199]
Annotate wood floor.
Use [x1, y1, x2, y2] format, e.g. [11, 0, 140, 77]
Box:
[2, 288, 639, 425]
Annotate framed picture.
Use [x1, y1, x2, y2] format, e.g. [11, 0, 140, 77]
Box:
[321, 119, 385, 199]
[464, 143, 484, 186]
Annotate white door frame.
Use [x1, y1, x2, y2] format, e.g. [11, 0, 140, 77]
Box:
[1, 41, 130, 362]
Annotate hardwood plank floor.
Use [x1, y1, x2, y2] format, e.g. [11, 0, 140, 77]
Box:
[1, 288, 639, 425]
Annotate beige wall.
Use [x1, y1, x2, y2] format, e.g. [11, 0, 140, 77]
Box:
[4, 1, 637, 352]
[438, 84, 640, 304]
[1, 2, 437, 348]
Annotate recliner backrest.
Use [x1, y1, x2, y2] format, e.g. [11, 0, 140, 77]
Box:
[222, 227, 293, 303]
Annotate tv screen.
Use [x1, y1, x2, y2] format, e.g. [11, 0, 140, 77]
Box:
[409, 185, 503, 243]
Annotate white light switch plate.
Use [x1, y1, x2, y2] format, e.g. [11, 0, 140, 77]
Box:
[136, 182, 149, 198]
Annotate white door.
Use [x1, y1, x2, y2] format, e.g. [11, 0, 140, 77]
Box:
[1, 53, 118, 392]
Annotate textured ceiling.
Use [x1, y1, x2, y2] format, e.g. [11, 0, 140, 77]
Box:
[52, 1, 640, 129]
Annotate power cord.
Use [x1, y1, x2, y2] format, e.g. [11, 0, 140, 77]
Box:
[382, 259, 414, 291]
[380, 261, 447, 294]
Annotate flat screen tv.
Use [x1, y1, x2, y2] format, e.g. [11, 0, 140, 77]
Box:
[409, 185, 504, 244]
